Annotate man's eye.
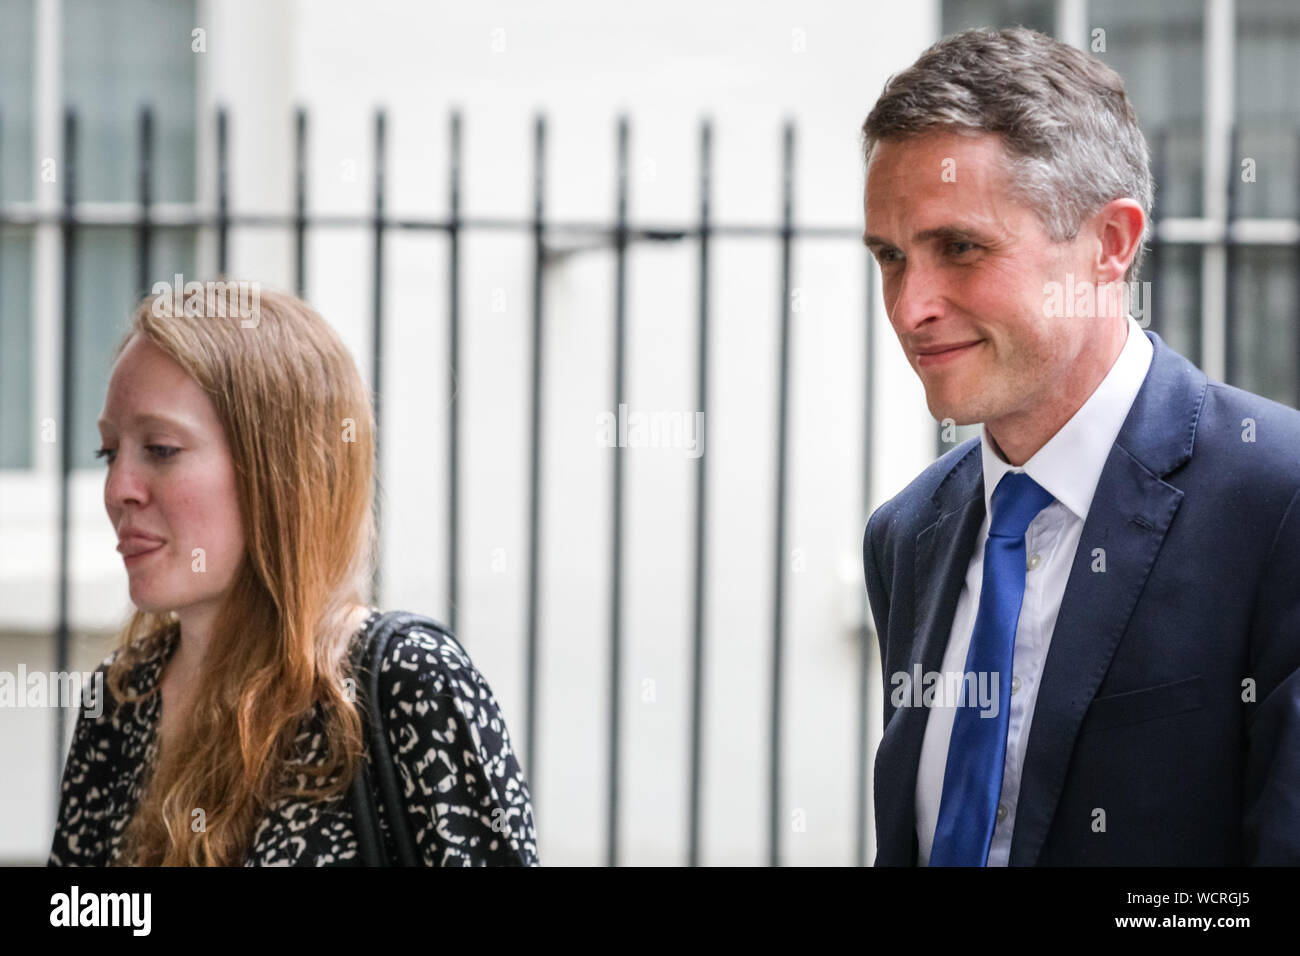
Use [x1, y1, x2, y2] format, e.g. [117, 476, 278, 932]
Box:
[875, 249, 901, 265]
[948, 241, 978, 255]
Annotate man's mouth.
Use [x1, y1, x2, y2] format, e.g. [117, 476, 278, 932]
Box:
[915, 340, 982, 367]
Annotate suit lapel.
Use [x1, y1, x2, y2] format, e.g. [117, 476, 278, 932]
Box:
[875, 443, 985, 864]
[1008, 331, 1207, 864]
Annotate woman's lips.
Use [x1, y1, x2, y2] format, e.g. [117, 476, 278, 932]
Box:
[915, 340, 982, 368]
[118, 536, 165, 562]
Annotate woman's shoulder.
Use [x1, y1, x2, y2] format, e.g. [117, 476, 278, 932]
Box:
[358, 608, 538, 865]
[359, 608, 484, 704]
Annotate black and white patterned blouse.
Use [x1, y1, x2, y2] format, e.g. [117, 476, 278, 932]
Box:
[48, 608, 539, 866]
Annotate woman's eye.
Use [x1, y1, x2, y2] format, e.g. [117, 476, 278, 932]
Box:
[92, 445, 178, 463]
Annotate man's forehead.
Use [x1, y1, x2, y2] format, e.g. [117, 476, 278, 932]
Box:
[867, 130, 1011, 184]
[865, 153, 1033, 246]
[865, 132, 1018, 228]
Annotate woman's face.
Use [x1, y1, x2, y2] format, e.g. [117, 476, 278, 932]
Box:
[97, 333, 246, 615]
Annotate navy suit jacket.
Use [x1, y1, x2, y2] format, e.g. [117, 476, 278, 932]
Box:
[864, 330, 1300, 865]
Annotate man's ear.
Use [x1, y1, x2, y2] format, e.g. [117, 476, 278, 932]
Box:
[1092, 198, 1145, 283]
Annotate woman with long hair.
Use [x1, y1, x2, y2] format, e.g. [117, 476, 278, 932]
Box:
[48, 282, 538, 866]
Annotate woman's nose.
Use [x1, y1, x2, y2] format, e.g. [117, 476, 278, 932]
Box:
[104, 453, 149, 510]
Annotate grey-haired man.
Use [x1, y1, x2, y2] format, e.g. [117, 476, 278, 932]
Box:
[862, 27, 1300, 866]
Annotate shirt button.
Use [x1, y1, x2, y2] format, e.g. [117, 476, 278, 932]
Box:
[1011, 675, 1022, 695]
[996, 803, 1008, 822]
[1027, 552, 1042, 571]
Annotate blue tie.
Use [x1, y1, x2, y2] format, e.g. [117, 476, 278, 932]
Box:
[929, 471, 1055, 866]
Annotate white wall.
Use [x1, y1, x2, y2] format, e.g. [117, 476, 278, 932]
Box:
[1, 0, 942, 864]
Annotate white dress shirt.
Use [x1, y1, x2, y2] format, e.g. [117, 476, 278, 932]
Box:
[916, 314, 1154, 866]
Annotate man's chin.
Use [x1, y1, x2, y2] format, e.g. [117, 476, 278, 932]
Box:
[925, 398, 983, 427]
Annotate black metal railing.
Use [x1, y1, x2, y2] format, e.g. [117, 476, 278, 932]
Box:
[9, 104, 1299, 865]
[2, 104, 877, 867]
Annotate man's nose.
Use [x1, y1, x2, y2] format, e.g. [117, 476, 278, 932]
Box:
[887, 259, 945, 335]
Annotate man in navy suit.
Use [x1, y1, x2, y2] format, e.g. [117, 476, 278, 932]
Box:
[861, 27, 1300, 865]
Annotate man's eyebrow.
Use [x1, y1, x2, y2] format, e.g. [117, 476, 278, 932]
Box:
[96, 412, 194, 432]
[863, 225, 994, 249]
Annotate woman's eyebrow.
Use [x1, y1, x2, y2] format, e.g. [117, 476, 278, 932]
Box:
[96, 412, 195, 433]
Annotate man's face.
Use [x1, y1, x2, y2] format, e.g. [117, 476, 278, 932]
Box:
[98, 333, 246, 615]
[864, 130, 1095, 430]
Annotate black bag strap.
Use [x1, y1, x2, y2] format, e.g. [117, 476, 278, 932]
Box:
[347, 610, 456, 866]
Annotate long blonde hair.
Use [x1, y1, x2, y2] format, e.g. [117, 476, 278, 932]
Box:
[106, 281, 378, 866]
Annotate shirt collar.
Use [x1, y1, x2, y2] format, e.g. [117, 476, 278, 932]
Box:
[979, 313, 1154, 521]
